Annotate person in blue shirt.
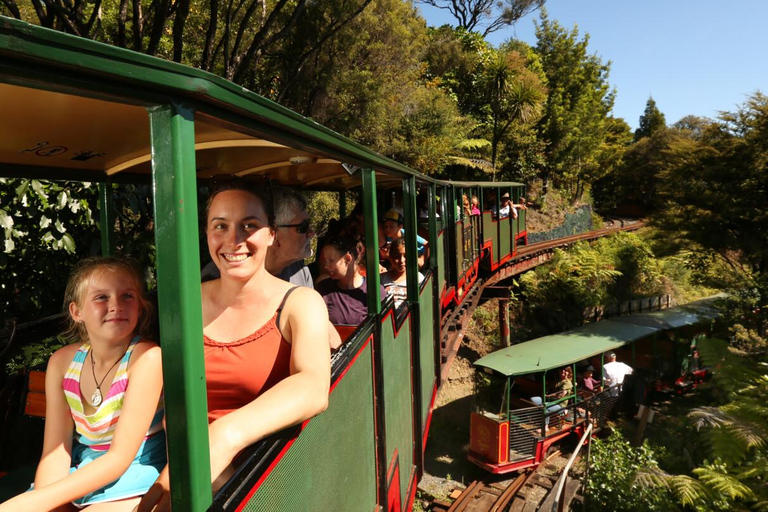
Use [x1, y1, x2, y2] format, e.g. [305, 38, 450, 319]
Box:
[378, 208, 427, 269]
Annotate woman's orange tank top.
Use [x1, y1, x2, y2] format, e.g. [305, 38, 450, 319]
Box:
[204, 287, 297, 423]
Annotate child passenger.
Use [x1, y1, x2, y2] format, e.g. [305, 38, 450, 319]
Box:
[0, 256, 165, 511]
[380, 238, 424, 309]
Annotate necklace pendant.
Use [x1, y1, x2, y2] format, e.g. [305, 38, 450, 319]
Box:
[91, 388, 103, 407]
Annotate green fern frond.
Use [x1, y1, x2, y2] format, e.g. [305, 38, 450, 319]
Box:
[706, 427, 752, 465]
[727, 423, 767, 451]
[668, 474, 713, 507]
[635, 466, 672, 490]
[454, 138, 491, 151]
[751, 500, 768, 512]
[694, 464, 756, 501]
[690, 406, 733, 429]
[447, 156, 494, 172]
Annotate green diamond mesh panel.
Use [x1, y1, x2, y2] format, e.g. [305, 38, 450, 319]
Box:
[500, 217, 511, 258]
[482, 212, 498, 265]
[437, 231, 446, 295]
[241, 342, 377, 512]
[381, 315, 414, 509]
[418, 277, 435, 431]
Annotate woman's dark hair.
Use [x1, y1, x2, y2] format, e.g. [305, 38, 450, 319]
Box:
[323, 235, 362, 262]
[390, 237, 406, 252]
[204, 176, 275, 229]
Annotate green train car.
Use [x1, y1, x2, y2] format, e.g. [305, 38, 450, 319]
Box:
[0, 17, 526, 511]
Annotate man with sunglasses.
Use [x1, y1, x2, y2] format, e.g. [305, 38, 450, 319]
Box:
[201, 185, 314, 286]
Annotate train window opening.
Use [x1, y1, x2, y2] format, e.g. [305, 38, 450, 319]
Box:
[473, 370, 509, 421]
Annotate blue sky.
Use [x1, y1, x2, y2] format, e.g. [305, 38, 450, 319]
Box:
[417, 0, 768, 130]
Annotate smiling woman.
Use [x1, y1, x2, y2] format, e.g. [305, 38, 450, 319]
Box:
[138, 180, 331, 511]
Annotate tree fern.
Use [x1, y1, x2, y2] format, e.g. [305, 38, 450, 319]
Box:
[694, 462, 755, 502]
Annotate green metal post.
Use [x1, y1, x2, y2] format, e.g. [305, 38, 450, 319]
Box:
[362, 169, 381, 314]
[505, 377, 511, 420]
[148, 104, 212, 512]
[572, 363, 577, 404]
[600, 354, 605, 387]
[98, 181, 115, 256]
[428, 184, 437, 269]
[403, 176, 419, 304]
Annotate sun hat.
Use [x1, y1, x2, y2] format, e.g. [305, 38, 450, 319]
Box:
[382, 208, 404, 224]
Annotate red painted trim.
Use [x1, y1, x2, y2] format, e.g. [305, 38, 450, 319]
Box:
[421, 384, 438, 451]
[330, 334, 373, 393]
[440, 288, 455, 309]
[386, 451, 401, 512]
[380, 307, 410, 339]
[235, 430, 302, 511]
[235, 335, 374, 509]
[405, 468, 418, 512]
[467, 453, 536, 474]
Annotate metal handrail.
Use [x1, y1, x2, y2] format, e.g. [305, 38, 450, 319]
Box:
[551, 421, 593, 512]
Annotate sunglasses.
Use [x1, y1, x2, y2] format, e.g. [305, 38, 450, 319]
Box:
[277, 219, 311, 234]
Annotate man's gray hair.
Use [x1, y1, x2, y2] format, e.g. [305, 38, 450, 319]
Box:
[273, 185, 308, 225]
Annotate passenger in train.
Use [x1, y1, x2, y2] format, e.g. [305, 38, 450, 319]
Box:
[485, 191, 498, 218]
[380, 238, 424, 309]
[0, 257, 165, 512]
[139, 179, 330, 512]
[317, 236, 385, 325]
[201, 185, 314, 287]
[603, 353, 634, 397]
[378, 208, 427, 267]
[552, 367, 573, 404]
[498, 192, 514, 219]
[578, 365, 601, 392]
[470, 195, 481, 216]
[202, 185, 341, 350]
[462, 194, 472, 218]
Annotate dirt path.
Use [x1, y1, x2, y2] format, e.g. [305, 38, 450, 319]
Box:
[417, 300, 502, 504]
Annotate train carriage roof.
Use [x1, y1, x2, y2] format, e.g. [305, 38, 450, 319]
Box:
[0, 17, 431, 190]
[474, 320, 658, 377]
[475, 298, 723, 377]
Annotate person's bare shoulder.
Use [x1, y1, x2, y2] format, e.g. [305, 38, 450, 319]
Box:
[47, 343, 80, 373]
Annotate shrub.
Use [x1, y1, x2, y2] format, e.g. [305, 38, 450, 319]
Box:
[586, 430, 678, 512]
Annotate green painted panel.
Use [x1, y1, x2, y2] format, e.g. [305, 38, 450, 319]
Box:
[381, 314, 414, 509]
[437, 231, 446, 296]
[499, 216, 511, 260]
[482, 212, 498, 266]
[243, 342, 377, 511]
[418, 275, 436, 431]
[518, 208, 526, 236]
[454, 221, 463, 277]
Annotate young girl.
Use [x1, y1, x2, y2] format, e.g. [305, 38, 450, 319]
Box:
[0, 256, 165, 511]
[379, 238, 424, 309]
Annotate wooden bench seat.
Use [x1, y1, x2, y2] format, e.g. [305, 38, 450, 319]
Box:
[24, 370, 46, 418]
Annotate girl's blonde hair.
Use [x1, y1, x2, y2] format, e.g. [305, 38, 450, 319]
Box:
[62, 256, 154, 343]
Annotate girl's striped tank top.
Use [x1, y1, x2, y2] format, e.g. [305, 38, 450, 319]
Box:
[62, 336, 164, 451]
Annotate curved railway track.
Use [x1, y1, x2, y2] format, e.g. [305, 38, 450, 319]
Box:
[430, 450, 579, 512]
[440, 220, 644, 381]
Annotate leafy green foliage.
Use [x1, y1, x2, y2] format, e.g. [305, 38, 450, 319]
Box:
[0, 179, 99, 322]
[653, 93, 768, 325]
[517, 231, 669, 335]
[0, 179, 157, 324]
[634, 97, 667, 142]
[533, 9, 615, 197]
[637, 336, 768, 511]
[5, 335, 66, 375]
[587, 430, 677, 511]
